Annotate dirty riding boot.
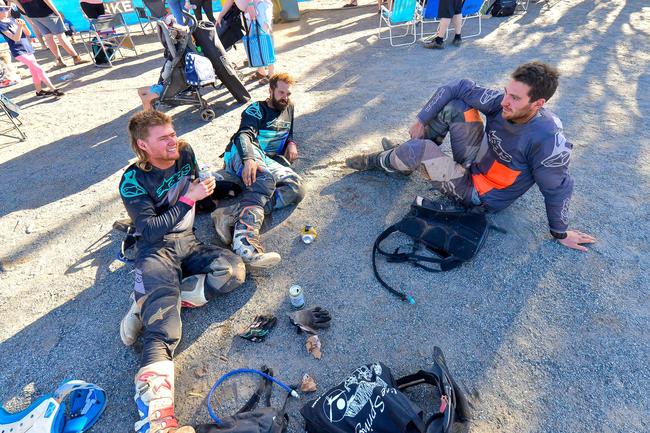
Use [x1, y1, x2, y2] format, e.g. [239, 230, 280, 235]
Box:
[232, 206, 281, 270]
[134, 361, 195, 433]
[211, 202, 239, 247]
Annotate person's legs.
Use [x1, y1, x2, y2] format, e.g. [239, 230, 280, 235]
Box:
[55, 33, 82, 58]
[124, 243, 195, 433]
[178, 236, 246, 307]
[201, 0, 215, 22]
[222, 148, 281, 268]
[263, 158, 306, 213]
[168, 0, 187, 25]
[15, 54, 58, 93]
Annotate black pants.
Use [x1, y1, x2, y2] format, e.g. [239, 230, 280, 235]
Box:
[80, 2, 106, 19]
[191, 0, 215, 22]
[134, 231, 244, 366]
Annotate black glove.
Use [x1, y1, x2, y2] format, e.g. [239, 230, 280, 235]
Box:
[287, 307, 332, 334]
[239, 314, 277, 342]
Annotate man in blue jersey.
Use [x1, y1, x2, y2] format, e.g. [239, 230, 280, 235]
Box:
[213, 72, 306, 267]
[346, 61, 595, 251]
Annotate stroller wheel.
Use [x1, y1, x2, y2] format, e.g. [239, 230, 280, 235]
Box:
[201, 107, 216, 122]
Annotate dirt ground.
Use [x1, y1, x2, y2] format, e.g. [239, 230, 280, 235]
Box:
[0, 0, 648, 432]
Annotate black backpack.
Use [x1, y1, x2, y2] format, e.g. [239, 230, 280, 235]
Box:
[487, 0, 517, 17]
[373, 197, 502, 302]
[196, 366, 291, 433]
[300, 347, 470, 433]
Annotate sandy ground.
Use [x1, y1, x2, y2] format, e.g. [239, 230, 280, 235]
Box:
[1, 0, 649, 432]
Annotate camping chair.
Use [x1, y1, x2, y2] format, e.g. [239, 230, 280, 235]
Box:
[517, 0, 530, 12]
[446, 0, 487, 39]
[135, 5, 157, 34]
[378, 0, 419, 46]
[81, 13, 139, 67]
[418, 0, 440, 40]
[0, 94, 26, 142]
[142, 0, 168, 19]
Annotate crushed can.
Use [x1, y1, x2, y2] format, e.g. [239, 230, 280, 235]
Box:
[289, 285, 305, 309]
[300, 225, 318, 244]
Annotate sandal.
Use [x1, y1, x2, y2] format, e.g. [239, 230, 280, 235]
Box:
[343, 1, 358, 7]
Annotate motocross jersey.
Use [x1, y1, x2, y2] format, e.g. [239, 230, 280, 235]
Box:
[417, 79, 574, 232]
[119, 145, 199, 243]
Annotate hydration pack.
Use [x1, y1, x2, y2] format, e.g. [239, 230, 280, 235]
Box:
[487, 0, 517, 17]
[196, 366, 291, 433]
[373, 197, 501, 302]
[300, 347, 470, 433]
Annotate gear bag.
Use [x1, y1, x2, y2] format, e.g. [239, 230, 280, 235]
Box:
[373, 197, 501, 302]
[300, 347, 470, 433]
[196, 366, 291, 433]
[487, 0, 517, 17]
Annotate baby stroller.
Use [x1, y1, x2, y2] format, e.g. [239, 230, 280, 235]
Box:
[153, 12, 251, 121]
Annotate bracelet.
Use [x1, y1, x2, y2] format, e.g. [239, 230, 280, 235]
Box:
[550, 230, 567, 240]
[248, 2, 254, 5]
[179, 196, 195, 207]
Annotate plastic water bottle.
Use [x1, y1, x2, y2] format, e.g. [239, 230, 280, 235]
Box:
[60, 73, 76, 81]
[199, 164, 212, 181]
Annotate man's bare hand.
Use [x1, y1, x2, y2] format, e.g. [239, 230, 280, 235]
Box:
[185, 177, 215, 201]
[285, 142, 298, 163]
[242, 159, 264, 186]
[409, 120, 425, 139]
[558, 230, 596, 252]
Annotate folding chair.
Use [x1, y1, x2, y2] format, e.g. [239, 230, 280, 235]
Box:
[419, 0, 440, 40]
[517, 0, 531, 12]
[378, 0, 419, 47]
[446, 0, 487, 39]
[81, 13, 139, 67]
[135, 6, 157, 34]
[142, 0, 169, 19]
[0, 94, 26, 142]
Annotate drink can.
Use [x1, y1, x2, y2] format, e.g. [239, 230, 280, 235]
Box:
[300, 225, 318, 244]
[199, 164, 211, 181]
[289, 285, 305, 309]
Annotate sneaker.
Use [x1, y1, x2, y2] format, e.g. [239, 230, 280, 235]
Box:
[345, 151, 382, 171]
[452, 35, 462, 47]
[120, 293, 143, 346]
[423, 37, 445, 49]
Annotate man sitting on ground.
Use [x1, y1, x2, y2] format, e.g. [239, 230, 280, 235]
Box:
[346, 61, 596, 251]
[212, 72, 305, 268]
[119, 111, 246, 433]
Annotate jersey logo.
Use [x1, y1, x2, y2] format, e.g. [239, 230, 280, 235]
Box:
[488, 130, 512, 162]
[541, 132, 571, 167]
[244, 102, 263, 120]
[480, 88, 502, 105]
[120, 170, 147, 198]
[560, 198, 570, 225]
[266, 118, 292, 129]
[423, 87, 446, 113]
[156, 163, 192, 198]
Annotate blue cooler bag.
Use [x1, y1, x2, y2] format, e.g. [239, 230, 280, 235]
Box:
[243, 21, 275, 67]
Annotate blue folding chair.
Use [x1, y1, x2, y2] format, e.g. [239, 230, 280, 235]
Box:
[447, 0, 487, 39]
[378, 0, 419, 46]
[419, 0, 440, 40]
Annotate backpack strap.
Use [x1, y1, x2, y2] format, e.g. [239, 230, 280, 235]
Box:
[372, 224, 412, 303]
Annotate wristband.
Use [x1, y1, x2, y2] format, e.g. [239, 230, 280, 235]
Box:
[550, 230, 567, 240]
[179, 196, 195, 207]
[248, 2, 254, 5]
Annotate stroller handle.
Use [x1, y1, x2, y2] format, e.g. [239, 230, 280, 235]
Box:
[183, 11, 198, 31]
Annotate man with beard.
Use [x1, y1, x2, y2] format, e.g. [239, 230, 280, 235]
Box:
[212, 72, 305, 268]
[119, 111, 246, 433]
[346, 61, 595, 251]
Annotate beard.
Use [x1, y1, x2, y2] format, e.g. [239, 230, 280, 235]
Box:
[271, 94, 290, 110]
